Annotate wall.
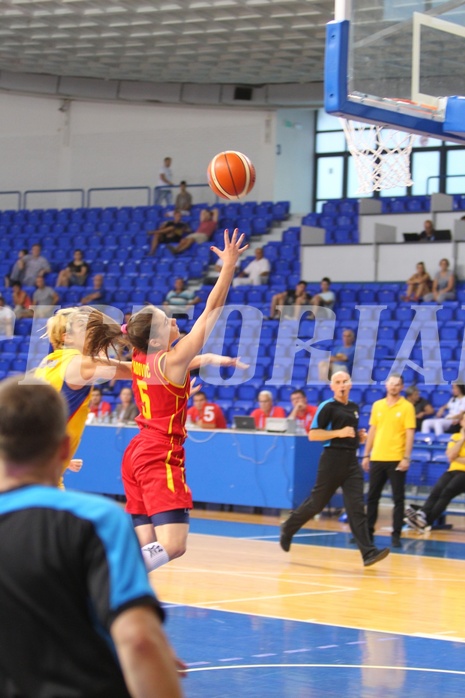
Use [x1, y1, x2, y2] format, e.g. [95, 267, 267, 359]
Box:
[0, 92, 316, 213]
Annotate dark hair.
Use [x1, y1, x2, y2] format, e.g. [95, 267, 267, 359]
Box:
[0, 376, 67, 463]
[388, 373, 404, 384]
[322, 277, 331, 284]
[180, 180, 187, 186]
[85, 306, 162, 357]
[193, 391, 206, 399]
[453, 382, 465, 396]
[91, 387, 102, 395]
[11, 281, 22, 289]
[291, 389, 306, 398]
[298, 280, 307, 286]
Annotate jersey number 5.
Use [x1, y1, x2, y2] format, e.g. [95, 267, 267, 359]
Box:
[137, 380, 152, 419]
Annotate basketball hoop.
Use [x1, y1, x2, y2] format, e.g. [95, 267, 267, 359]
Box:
[341, 119, 415, 194]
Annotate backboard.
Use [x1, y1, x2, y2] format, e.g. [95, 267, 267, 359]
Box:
[325, 0, 465, 143]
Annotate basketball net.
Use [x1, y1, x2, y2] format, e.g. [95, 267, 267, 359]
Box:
[341, 119, 415, 194]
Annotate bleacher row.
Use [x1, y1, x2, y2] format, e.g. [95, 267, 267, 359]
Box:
[302, 193, 465, 244]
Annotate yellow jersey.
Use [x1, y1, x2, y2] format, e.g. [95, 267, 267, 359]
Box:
[369, 396, 416, 461]
[35, 348, 91, 467]
[447, 433, 465, 472]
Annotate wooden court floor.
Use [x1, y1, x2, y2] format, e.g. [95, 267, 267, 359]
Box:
[151, 505, 465, 697]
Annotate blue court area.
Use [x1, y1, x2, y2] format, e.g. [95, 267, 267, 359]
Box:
[165, 606, 465, 697]
[189, 516, 465, 561]
[160, 517, 465, 697]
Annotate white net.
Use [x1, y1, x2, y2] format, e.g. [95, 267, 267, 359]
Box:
[341, 119, 415, 194]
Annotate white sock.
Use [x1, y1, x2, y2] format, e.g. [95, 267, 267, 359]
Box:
[141, 542, 170, 572]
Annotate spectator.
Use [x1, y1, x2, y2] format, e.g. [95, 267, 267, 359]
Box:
[148, 210, 191, 256]
[80, 274, 106, 305]
[405, 386, 434, 431]
[405, 414, 465, 533]
[11, 281, 32, 319]
[268, 280, 309, 320]
[168, 208, 219, 254]
[0, 293, 14, 337]
[232, 247, 271, 286]
[318, 328, 356, 381]
[4, 248, 28, 287]
[419, 219, 436, 241]
[113, 387, 139, 423]
[154, 156, 174, 206]
[174, 180, 193, 214]
[421, 382, 465, 436]
[187, 391, 227, 429]
[287, 389, 317, 433]
[423, 258, 456, 303]
[250, 390, 286, 429]
[362, 374, 416, 548]
[163, 278, 200, 308]
[56, 249, 90, 287]
[309, 277, 336, 308]
[0, 375, 184, 698]
[86, 387, 112, 424]
[21, 244, 51, 287]
[402, 261, 432, 301]
[31, 275, 60, 319]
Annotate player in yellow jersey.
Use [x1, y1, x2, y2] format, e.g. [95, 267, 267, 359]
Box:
[35, 307, 132, 480]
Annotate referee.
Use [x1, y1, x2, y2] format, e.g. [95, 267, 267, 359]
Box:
[280, 371, 390, 567]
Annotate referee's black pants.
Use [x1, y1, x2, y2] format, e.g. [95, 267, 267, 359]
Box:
[282, 448, 377, 560]
[366, 460, 406, 538]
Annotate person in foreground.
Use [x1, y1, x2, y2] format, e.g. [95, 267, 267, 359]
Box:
[85, 229, 248, 573]
[405, 414, 465, 533]
[0, 376, 184, 698]
[280, 372, 390, 567]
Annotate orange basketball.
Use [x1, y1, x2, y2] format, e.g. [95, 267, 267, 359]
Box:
[207, 151, 256, 200]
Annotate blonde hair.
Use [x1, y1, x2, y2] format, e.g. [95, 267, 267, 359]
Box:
[43, 306, 96, 350]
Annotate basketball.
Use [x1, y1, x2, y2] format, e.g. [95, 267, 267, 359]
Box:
[207, 151, 256, 200]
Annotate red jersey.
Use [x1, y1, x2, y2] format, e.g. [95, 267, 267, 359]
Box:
[187, 402, 227, 429]
[250, 406, 286, 429]
[293, 404, 317, 432]
[88, 401, 111, 418]
[131, 349, 190, 440]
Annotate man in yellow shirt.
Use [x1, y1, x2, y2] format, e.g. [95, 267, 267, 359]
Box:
[362, 374, 416, 548]
[405, 414, 465, 531]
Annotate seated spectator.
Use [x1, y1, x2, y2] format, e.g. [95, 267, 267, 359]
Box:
[421, 383, 465, 436]
[405, 386, 434, 430]
[163, 278, 200, 308]
[148, 210, 191, 256]
[419, 219, 436, 241]
[423, 258, 455, 304]
[250, 390, 286, 430]
[80, 274, 106, 306]
[31, 275, 60, 319]
[21, 244, 51, 287]
[402, 261, 432, 301]
[113, 387, 139, 423]
[174, 180, 193, 214]
[168, 208, 218, 254]
[268, 280, 309, 320]
[0, 293, 15, 337]
[187, 391, 227, 429]
[309, 277, 336, 308]
[405, 414, 465, 532]
[4, 248, 28, 287]
[86, 387, 112, 424]
[318, 328, 356, 381]
[11, 282, 32, 319]
[287, 389, 317, 433]
[56, 249, 90, 287]
[232, 248, 270, 287]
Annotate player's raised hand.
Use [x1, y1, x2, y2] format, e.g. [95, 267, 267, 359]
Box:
[211, 228, 248, 266]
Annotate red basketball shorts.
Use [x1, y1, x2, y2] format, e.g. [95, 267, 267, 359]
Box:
[122, 431, 193, 517]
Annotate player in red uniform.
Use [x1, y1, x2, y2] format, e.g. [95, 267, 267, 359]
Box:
[187, 391, 227, 429]
[85, 229, 247, 571]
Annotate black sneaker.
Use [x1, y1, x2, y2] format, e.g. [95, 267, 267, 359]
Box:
[279, 525, 292, 552]
[363, 547, 390, 567]
[391, 534, 402, 548]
